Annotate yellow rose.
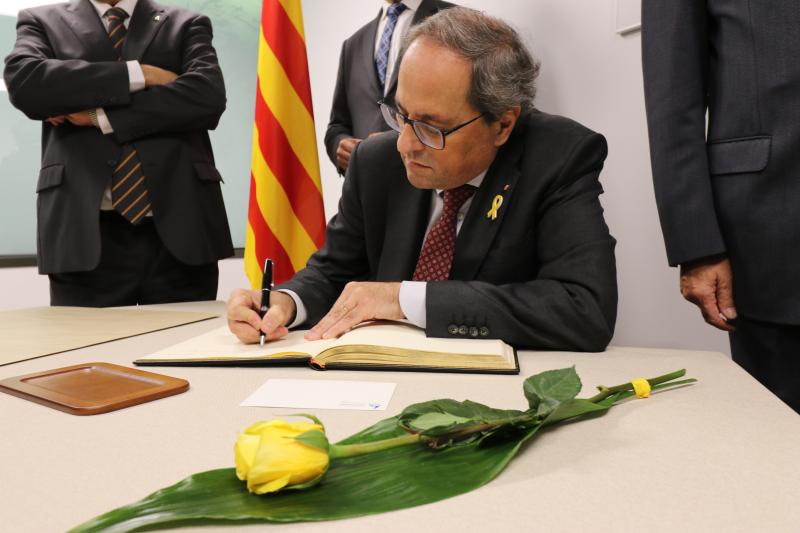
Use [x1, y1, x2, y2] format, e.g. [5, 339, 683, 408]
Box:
[234, 418, 330, 494]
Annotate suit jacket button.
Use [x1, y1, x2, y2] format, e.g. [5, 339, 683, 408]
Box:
[458, 325, 468, 336]
[469, 327, 479, 337]
[107, 160, 117, 167]
[447, 324, 458, 335]
[479, 326, 489, 337]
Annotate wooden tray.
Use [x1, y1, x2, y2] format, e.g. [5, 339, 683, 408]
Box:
[0, 362, 189, 415]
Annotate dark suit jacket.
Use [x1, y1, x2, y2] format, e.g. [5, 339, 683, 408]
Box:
[281, 111, 618, 351]
[3, 0, 233, 274]
[642, 0, 800, 324]
[324, 0, 453, 172]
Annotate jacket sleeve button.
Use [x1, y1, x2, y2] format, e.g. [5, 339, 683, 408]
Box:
[479, 326, 489, 337]
[458, 325, 468, 336]
[469, 327, 479, 337]
[447, 324, 459, 335]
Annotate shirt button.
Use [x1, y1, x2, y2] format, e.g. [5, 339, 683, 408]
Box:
[447, 324, 458, 335]
[469, 326, 479, 337]
[458, 325, 468, 336]
[479, 326, 489, 337]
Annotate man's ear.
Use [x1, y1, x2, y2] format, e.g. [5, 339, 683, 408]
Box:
[493, 106, 522, 147]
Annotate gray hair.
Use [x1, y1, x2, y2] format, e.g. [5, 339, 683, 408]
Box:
[401, 7, 540, 121]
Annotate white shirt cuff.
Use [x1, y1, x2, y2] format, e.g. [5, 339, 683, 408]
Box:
[279, 289, 307, 329]
[399, 280, 427, 329]
[95, 108, 113, 134]
[127, 60, 145, 92]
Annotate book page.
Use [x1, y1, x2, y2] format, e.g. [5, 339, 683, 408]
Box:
[313, 321, 516, 371]
[331, 321, 510, 356]
[139, 321, 513, 367]
[140, 326, 336, 362]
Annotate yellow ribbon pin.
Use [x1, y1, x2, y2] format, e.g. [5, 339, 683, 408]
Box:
[487, 194, 503, 220]
[631, 378, 651, 399]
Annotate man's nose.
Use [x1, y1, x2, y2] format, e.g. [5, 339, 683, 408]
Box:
[396, 122, 424, 155]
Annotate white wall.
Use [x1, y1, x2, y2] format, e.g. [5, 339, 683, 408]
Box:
[0, 0, 730, 355]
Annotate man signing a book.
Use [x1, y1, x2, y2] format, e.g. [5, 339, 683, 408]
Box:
[228, 7, 618, 351]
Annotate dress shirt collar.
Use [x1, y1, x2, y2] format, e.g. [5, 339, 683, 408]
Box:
[436, 170, 488, 196]
[380, 0, 423, 19]
[88, 0, 139, 20]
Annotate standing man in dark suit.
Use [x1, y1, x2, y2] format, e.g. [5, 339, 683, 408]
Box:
[228, 8, 618, 352]
[642, 1, 800, 412]
[4, 0, 233, 306]
[325, 0, 453, 174]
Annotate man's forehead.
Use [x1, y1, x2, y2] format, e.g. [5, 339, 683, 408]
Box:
[396, 43, 472, 122]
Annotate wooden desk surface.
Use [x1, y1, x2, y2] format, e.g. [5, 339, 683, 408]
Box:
[2, 301, 799, 533]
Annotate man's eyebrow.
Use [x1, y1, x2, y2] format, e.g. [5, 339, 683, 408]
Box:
[396, 101, 446, 125]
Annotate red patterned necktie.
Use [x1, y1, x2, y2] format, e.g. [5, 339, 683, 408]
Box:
[106, 7, 152, 225]
[412, 184, 477, 281]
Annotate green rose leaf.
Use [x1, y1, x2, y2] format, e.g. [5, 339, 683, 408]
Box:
[523, 367, 581, 411]
[292, 430, 330, 451]
[459, 400, 526, 423]
[398, 399, 529, 440]
[542, 398, 615, 426]
[401, 399, 524, 421]
[399, 399, 525, 430]
[406, 412, 473, 431]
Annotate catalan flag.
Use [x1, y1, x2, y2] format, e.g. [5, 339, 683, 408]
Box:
[245, 0, 326, 288]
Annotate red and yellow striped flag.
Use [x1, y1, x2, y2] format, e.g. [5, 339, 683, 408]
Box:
[245, 0, 326, 288]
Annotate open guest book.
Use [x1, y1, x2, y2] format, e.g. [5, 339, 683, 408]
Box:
[135, 321, 519, 375]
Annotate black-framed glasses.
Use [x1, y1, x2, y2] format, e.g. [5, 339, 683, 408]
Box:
[379, 101, 484, 150]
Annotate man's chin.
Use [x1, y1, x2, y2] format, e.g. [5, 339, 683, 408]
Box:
[404, 163, 436, 189]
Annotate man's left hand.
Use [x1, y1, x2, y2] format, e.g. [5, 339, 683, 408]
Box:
[305, 282, 404, 340]
[65, 111, 93, 127]
[46, 111, 93, 127]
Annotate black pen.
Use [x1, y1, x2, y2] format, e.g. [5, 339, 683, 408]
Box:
[259, 258, 273, 346]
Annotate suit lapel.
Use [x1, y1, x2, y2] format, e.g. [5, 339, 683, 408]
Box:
[123, 0, 168, 61]
[62, 0, 117, 61]
[376, 175, 431, 281]
[450, 130, 524, 281]
[409, 0, 438, 29]
[384, 0, 439, 97]
[359, 9, 384, 102]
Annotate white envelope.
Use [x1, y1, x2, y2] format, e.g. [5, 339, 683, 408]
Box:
[240, 378, 396, 411]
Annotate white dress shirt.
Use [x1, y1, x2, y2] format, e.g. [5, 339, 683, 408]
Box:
[284, 170, 488, 329]
[88, 0, 146, 128]
[88, 0, 147, 210]
[374, 0, 422, 95]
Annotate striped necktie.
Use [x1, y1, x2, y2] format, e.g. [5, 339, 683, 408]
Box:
[412, 184, 477, 281]
[105, 7, 152, 225]
[375, 2, 408, 90]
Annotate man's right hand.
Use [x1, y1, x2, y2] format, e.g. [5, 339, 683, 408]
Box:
[679, 255, 737, 331]
[336, 137, 362, 170]
[141, 64, 178, 87]
[227, 289, 297, 344]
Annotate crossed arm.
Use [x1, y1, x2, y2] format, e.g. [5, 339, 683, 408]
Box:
[3, 10, 225, 138]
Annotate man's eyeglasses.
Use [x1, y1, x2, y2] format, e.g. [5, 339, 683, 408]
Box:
[379, 101, 484, 150]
